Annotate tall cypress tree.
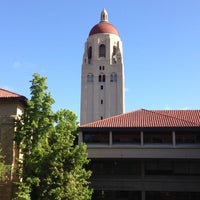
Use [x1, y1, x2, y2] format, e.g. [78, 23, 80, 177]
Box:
[14, 73, 92, 200]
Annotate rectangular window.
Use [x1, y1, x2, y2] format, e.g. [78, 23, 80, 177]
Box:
[112, 131, 140, 144]
[83, 131, 109, 144]
[89, 159, 141, 176]
[145, 159, 200, 176]
[145, 160, 173, 175]
[176, 131, 200, 144]
[101, 85, 103, 90]
[146, 192, 200, 200]
[143, 131, 172, 144]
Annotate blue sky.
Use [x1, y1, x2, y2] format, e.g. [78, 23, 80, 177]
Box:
[0, 0, 200, 120]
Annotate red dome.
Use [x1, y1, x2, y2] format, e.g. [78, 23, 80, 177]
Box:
[89, 21, 119, 36]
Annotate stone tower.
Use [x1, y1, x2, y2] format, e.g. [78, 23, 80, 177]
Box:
[80, 9, 125, 125]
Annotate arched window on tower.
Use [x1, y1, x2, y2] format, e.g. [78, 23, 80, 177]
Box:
[99, 73, 106, 82]
[87, 73, 93, 83]
[88, 46, 92, 59]
[110, 73, 117, 82]
[99, 44, 106, 57]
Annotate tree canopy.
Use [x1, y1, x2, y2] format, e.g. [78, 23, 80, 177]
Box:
[14, 73, 92, 200]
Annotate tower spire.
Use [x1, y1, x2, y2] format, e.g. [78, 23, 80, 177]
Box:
[101, 9, 108, 22]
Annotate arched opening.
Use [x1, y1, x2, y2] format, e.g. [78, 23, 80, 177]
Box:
[88, 46, 92, 59]
[99, 44, 106, 57]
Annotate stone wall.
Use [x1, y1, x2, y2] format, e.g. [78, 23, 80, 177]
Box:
[0, 101, 25, 200]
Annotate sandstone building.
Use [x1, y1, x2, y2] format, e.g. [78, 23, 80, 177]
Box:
[79, 10, 200, 200]
[79, 109, 200, 200]
[0, 89, 26, 200]
[80, 9, 125, 125]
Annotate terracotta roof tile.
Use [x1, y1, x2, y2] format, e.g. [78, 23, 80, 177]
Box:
[0, 88, 27, 105]
[89, 21, 119, 36]
[80, 109, 200, 129]
[0, 88, 22, 98]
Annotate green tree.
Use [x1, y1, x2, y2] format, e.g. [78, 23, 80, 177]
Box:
[0, 146, 10, 182]
[14, 73, 92, 200]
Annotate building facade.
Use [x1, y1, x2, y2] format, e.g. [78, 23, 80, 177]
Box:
[0, 89, 26, 200]
[80, 9, 125, 125]
[79, 109, 200, 200]
[79, 10, 200, 199]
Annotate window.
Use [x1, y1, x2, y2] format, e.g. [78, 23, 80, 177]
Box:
[176, 131, 200, 144]
[101, 99, 103, 104]
[88, 46, 92, 59]
[145, 159, 200, 176]
[83, 131, 109, 144]
[146, 191, 200, 200]
[112, 131, 140, 144]
[145, 160, 173, 175]
[87, 73, 93, 82]
[99, 44, 106, 57]
[143, 131, 172, 144]
[101, 85, 103, 90]
[110, 73, 117, 82]
[99, 74, 105, 82]
[89, 159, 141, 176]
[99, 66, 105, 70]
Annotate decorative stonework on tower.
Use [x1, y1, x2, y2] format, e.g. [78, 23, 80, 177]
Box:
[80, 9, 125, 124]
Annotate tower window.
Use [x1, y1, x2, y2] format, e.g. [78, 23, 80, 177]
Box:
[101, 99, 103, 104]
[99, 44, 106, 57]
[99, 66, 105, 70]
[88, 46, 92, 59]
[101, 85, 103, 90]
[101, 116, 103, 120]
[87, 73, 93, 82]
[99, 74, 106, 82]
[110, 73, 117, 82]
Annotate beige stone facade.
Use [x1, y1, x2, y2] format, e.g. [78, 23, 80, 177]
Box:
[79, 109, 200, 200]
[80, 10, 125, 125]
[0, 90, 26, 200]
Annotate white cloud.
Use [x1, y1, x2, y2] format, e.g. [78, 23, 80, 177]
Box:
[13, 60, 23, 68]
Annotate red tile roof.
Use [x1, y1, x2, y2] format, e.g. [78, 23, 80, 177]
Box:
[0, 88, 27, 104]
[80, 109, 200, 129]
[0, 88, 22, 98]
[89, 21, 119, 36]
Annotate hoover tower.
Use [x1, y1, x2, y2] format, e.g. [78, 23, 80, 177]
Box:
[80, 9, 125, 124]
